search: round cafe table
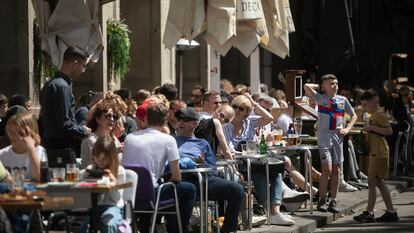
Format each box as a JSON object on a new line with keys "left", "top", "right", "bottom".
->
{"left": 270, "top": 144, "right": 319, "bottom": 213}
{"left": 234, "top": 153, "right": 284, "bottom": 226}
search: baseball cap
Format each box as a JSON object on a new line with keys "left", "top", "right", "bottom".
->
{"left": 136, "top": 99, "right": 157, "bottom": 121}
{"left": 175, "top": 107, "right": 199, "bottom": 121}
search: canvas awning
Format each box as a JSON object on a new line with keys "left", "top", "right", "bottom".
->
{"left": 163, "top": 0, "right": 295, "bottom": 58}
{"left": 31, "top": 0, "right": 104, "bottom": 68}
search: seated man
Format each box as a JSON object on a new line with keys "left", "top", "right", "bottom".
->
{"left": 174, "top": 108, "right": 244, "bottom": 233}
{"left": 122, "top": 103, "right": 196, "bottom": 233}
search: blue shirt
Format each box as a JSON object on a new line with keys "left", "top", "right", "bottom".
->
{"left": 175, "top": 136, "right": 216, "bottom": 169}
{"left": 223, "top": 117, "right": 258, "bottom": 152}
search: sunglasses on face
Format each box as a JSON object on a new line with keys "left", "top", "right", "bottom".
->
{"left": 219, "top": 112, "right": 230, "bottom": 123}
{"left": 104, "top": 112, "right": 119, "bottom": 121}
{"left": 232, "top": 105, "right": 245, "bottom": 112}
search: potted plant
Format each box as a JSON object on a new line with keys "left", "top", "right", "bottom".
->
{"left": 107, "top": 19, "right": 131, "bottom": 89}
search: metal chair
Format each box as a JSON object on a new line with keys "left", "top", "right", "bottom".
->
{"left": 122, "top": 169, "right": 138, "bottom": 232}
{"left": 393, "top": 121, "right": 411, "bottom": 176}
{"left": 125, "top": 165, "right": 183, "bottom": 233}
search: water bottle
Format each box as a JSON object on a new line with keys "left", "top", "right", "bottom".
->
{"left": 40, "top": 149, "right": 49, "bottom": 182}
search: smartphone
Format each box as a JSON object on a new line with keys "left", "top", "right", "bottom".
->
{"left": 86, "top": 169, "right": 107, "bottom": 179}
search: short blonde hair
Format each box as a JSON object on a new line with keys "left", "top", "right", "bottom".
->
{"left": 217, "top": 104, "right": 235, "bottom": 120}
{"left": 231, "top": 95, "right": 252, "bottom": 112}
{"left": 6, "top": 112, "right": 41, "bottom": 146}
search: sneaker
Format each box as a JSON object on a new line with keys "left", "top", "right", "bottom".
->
{"left": 252, "top": 215, "right": 267, "bottom": 227}
{"left": 358, "top": 171, "right": 368, "bottom": 180}
{"left": 283, "top": 202, "right": 302, "bottom": 213}
{"left": 282, "top": 190, "right": 310, "bottom": 203}
{"left": 327, "top": 199, "right": 341, "bottom": 213}
{"left": 280, "top": 212, "right": 293, "bottom": 220}
{"left": 339, "top": 182, "right": 358, "bottom": 192}
{"left": 317, "top": 198, "right": 328, "bottom": 212}
{"left": 353, "top": 211, "right": 375, "bottom": 223}
{"left": 375, "top": 211, "right": 399, "bottom": 222}
{"left": 269, "top": 213, "right": 295, "bottom": 226}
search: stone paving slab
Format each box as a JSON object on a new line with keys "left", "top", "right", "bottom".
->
{"left": 241, "top": 177, "right": 414, "bottom": 233}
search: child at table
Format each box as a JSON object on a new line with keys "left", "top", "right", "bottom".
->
{"left": 0, "top": 112, "right": 43, "bottom": 233}
{"left": 80, "top": 135, "right": 126, "bottom": 233}
{"left": 0, "top": 111, "right": 43, "bottom": 181}
{"left": 353, "top": 90, "right": 399, "bottom": 223}
{"left": 304, "top": 74, "right": 357, "bottom": 213}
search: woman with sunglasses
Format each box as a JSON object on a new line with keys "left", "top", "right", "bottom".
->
{"left": 80, "top": 93, "right": 127, "bottom": 169}
{"left": 195, "top": 104, "right": 235, "bottom": 159}
{"left": 223, "top": 94, "right": 296, "bottom": 225}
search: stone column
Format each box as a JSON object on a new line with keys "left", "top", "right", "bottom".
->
{"left": 0, "top": 1, "right": 35, "bottom": 103}
{"left": 120, "top": 0, "right": 175, "bottom": 93}
{"left": 249, "top": 48, "right": 260, "bottom": 94}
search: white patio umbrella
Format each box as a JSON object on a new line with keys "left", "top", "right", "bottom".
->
{"left": 31, "top": 0, "right": 104, "bottom": 68}
{"left": 163, "top": 0, "right": 295, "bottom": 58}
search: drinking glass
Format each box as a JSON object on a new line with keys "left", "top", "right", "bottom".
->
{"left": 52, "top": 168, "right": 66, "bottom": 182}
{"left": 272, "top": 129, "right": 283, "bottom": 143}
{"left": 288, "top": 134, "right": 301, "bottom": 146}
{"left": 241, "top": 144, "right": 247, "bottom": 155}
{"left": 11, "top": 168, "right": 24, "bottom": 192}
{"left": 66, "top": 164, "right": 79, "bottom": 182}
{"left": 246, "top": 140, "right": 257, "bottom": 155}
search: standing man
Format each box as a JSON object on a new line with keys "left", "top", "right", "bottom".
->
{"left": 40, "top": 47, "right": 91, "bottom": 168}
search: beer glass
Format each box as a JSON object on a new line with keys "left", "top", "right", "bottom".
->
{"left": 66, "top": 164, "right": 79, "bottom": 182}
{"left": 288, "top": 134, "right": 301, "bottom": 146}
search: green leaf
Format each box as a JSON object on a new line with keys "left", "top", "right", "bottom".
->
{"left": 107, "top": 19, "right": 131, "bottom": 80}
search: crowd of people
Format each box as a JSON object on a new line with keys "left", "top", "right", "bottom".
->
{"left": 0, "top": 47, "right": 410, "bottom": 232}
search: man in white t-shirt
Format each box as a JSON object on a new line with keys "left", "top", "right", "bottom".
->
{"left": 122, "top": 103, "right": 196, "bottom": 233}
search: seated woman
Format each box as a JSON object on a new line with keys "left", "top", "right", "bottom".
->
{"left": 81, "top": 93, "right": 127, "bottom": 169}
{"left": 223, "top": 94, "right": 295, "bottom": 225}
{"left": 195, "top": 104, "right": 235, "bottom": 159}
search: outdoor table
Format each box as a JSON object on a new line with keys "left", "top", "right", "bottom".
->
{"left": 0, "top": 196, "right": 74, "bottom": 211}
{"left": 234, "top": 153, "right": 284, "bottom": 226}
{"left": 270, "top": 144, "right": 319, "bottom": 213}
{"left": 216, "top": 159, "right": 240, "bottom": 181}
{"left": 37, "top": 182, "right": 131, "bottom": 233}
{"left": 181, "top": 167, "right": 213, "bottom": 233}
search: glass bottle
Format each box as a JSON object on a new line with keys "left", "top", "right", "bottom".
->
{"left": 259, "top": 131, "right": 267, "bottom": 154}
{"left": 40, "top": 149, "right": 49, "bottom": 183}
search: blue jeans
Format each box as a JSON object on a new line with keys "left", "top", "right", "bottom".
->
{"left": 137, "top": 181, "right": 196, "bottom": 233}
{"left": 79, "top": 206, "right": 123, "bottom": 233}
{"left": 184, "top": 175, "right": 244, "bottom": 232}
{"left": 6, "top": 212, "right": 31, "bottom": 233}
{"left": 252, "top": 172, "right": 282, "bottom": 205}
